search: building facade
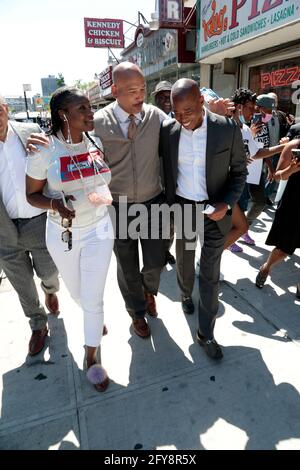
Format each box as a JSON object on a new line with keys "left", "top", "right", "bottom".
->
{"left": 41, "top": 75, "right": 58, "bottom": 97}
{"left": 88, "top": 1, "right": 198, "bottom": 104}
{"left": 86, "top": 80, "right": 112, "bottom": 110}
{"left": 121, "top": 25, "right": 199, "bottom": 101}
{"left": 197, "top": 0, "right": 300, "bottom": 119}
{"left": 5, "top": 96, "right": 32, "bottom": 114}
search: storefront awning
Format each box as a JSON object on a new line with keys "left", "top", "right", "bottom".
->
{"left": 199, "top": 21, "right": 300, "bottom": 64}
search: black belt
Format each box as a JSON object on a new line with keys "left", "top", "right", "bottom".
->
{"left": 176, "top": 195, "right": 207, "bottom": 205}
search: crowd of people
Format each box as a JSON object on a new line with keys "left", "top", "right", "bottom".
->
{"left": 1, "top": 61, "right": 299, "bottom": 393}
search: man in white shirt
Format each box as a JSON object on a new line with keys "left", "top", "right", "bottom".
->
{"left": 92, "top": 63, "right": 168, "bottom": 339}
{"left": 160, "top": 80, "right": 247, "bottom": 360}
{"left": 0, "top": 96, "right": 59, "bottom": 357}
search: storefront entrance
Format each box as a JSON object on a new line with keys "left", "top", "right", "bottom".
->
{"left": 248, "top": 56, "right": 300, "bottom": 118}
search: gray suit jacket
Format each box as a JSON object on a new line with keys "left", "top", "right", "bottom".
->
{"left": 0, "top": 121, "right": 41, "bottom": 250}
{"left": 160, "top": 110, "right": 247, "bottom": 235}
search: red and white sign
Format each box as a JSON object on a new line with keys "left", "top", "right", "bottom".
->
{"left": 198, "top": 0, "right": 300, "bottom": 60}
{"left": 261, "top": 66, "right": 300, "bottom": 89}
{"left": 84, "top": 18, "right": 124, "bottom": 48}
{"left": 99, "top": 66, "right": 113, "bottom": 90}
{"left": 159, "top": 0, "right": 183, "bottom": 28}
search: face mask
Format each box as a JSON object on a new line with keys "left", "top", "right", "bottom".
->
{"left": 262, "top": 113, "right": 273, "bottom": 124}
{"left": 239, "top": 113, "right": 246, "bottom": 125}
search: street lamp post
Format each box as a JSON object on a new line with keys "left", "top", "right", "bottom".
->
{"left": 22, "top": 84, "right": 31, "bottom": 121}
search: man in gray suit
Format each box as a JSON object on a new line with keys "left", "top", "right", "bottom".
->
{"left": 160, "top": 80, "right": 247, "bottom": 359}
{"left": 0, "top": 96, "right": 59, "bottom": 356}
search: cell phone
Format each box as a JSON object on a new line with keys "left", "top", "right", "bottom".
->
{"left": 61, "top": 191, "right": 74, "bottom": 210}
{"left": 291, "top": 149, "right": 300, "bottom": 161}
{"left": 202, "top": 204, "right": 215, "bottom": 215}
{"left": 253, "top": 113, "right": 262, "bottom": 125}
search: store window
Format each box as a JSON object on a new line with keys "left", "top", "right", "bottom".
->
{"left": 212, "top": 64, "right": 237, "bottom": 100}
{"left": 249, "top": 57, "right": 300, "bottom": 120}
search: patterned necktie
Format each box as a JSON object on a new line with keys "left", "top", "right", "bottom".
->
{"left": 127, "top": 114, "right": 137, "bottom": 140}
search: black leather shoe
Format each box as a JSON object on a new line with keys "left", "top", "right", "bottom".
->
{"left": 165, "top": 251, "right": 176, "bottom": 265}
{"left": 196, "top": 330, "right": 223, "bottom": 360}
{"left": 181, "top": 296, "right": 194, "bottom": 315}
{"left": 266, "top": 197, "right": 273, "bottom": 206}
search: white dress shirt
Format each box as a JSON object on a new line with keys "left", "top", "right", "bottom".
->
{"left": 113, "top": 102, "right": 167, "bottom": 138}
{"left": 176, "top": 109, "right": 208, "bottom": 201}
{"left": 0, "top": 124, "right": 45, "bottom": 219}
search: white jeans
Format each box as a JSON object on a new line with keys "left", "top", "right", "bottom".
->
{"left": 46, "top": 213, "right": 114, "bottom": 347}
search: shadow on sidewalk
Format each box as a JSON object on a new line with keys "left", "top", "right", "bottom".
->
{"left": 96, "top": 315, "right": 300, "bottom": 450}
{"left": 221, "top": 260, "right": 300, "bottom": 336}
{"left": 0, "top": 316, "right": 82, "bottom": 450}
{"left": 183, "top": 324, "right": 300, "bottom": 449}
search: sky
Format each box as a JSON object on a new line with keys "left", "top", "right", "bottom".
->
{"left": 0, "top": 0, "right": 155, "bottom": 97}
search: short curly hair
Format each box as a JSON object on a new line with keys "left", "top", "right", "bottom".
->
{"left": 231, "top": 88, "right": 257, "bottom": 106}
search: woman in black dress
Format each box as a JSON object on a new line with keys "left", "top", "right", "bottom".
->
{"left": 255, "top": 138, "right": 300, "bottom": 298}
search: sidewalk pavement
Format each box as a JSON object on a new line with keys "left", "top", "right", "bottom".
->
{"left": 0, "top": 206, "right": 300, "bottom": 450}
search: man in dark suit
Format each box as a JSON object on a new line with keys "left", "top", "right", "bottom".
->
{"left": 152, "top": 80, "right": 176, "bottom": 266}
{"left": 286, "top": 122, "right": 300, "bottom": 141}
{"left": 160, "top": 79, "right": 247, "bottom": 359}
{"left": 0, "top": 96, "right": 59, "bottom": 357}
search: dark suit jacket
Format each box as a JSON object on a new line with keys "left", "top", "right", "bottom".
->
{"left": 0, "top": 121, "right": 41, "bottom": 250}
{"left": 159, "top": 110, "right": 247, "bottom": 235}
{"left": 277, "top": 110, "right": 290, "bottom": 139}
{"left": 287, "top": 122, "right": 300, "bottom": 141}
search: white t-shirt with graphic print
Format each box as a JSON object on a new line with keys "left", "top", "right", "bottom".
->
{"left": 241, "top": 124, "right": 264, "bottom": 185}
{"left": 26, "top": 135, "right": 111, "bottom": 228}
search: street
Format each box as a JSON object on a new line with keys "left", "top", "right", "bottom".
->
{"left": 0, "top": 206, "right": 300, "bottom": 450}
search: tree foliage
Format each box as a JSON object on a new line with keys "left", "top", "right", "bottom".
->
{"left": 57, "top": 73, "right": 66, "bottom": 87}
{"left": 74, "top": 79, "right": 95, "bottom": 91}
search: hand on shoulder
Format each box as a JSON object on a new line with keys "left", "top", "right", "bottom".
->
{"left": 26, "top": 132, "right": 49, "bottom": 155}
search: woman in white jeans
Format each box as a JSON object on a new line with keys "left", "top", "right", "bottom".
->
{"left": 26, "top": 87, "right": 114, "bottom": 392}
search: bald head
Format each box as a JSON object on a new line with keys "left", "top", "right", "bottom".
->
{"left": 171, "top": 79, "right": 201, "bottom": 103}
{"left": 112, "top": 61, "right": 144, "bottom": 86}
{"left": 112, "top": 61, "right": 146, "bottom": 115}
{"left": 171, "top": 79, "right": 204, "bottom": 131}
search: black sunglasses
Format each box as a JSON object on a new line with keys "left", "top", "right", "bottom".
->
{"left": 61, "top": 218, "right": 72, "bottom": 251}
